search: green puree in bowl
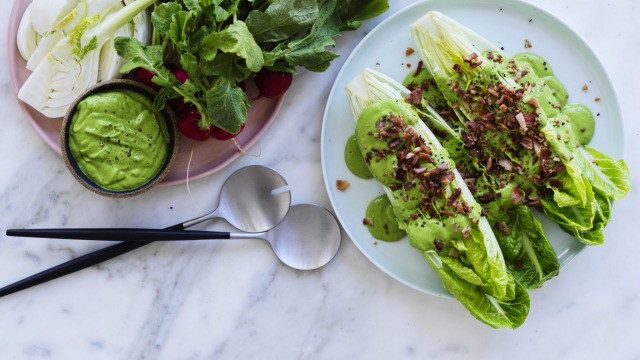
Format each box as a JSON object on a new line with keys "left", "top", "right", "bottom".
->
{"left": 69, "top": 89, "right": 170, "bottom": 191}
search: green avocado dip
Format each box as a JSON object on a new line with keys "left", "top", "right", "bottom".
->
{"left": 68, "top": 89, "right": 171, "bottom": 191}
{"left": 344, "top": 134, "right": 373, "bottom": 179}
{"left": 365, "top": 195, "right": 405, "bottom": 241}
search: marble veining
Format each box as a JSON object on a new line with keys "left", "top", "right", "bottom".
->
{"left": 1, "top": 0, "right": 640, "bottom": 359}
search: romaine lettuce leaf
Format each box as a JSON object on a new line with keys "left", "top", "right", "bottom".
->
{"left": 576, "top": 145, "right": 631, "bottom": 201}
{"left": 424, "top": 250, "right": 530, "bottom": 329}
{"left": 494, "top": 205, "right": 560, "bottom": 288}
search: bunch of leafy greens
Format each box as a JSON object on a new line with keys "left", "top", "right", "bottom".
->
{"left": 114, "top": 0, "right": 388, "bottom": 133}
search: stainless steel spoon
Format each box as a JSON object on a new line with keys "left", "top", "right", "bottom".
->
{"left": 8, "top": 204, "right": 342, "bottom": 270}
{"left": 0, "top": 165, "right": 291, "bottom": 297}
{"left": 178, "top": 165, "right": 291, "bottom": 232}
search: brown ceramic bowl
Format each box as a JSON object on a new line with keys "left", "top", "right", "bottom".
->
{"left": 61, "top": 79, "right": 178, "bottom": 198}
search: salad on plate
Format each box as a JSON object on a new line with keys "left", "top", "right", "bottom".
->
{"left": 342, "top": 10, "right": 630, "bottom": 328}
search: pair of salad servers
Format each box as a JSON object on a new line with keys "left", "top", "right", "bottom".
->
{"left": 2, "top": 165, "right": 342, "bottom": 298}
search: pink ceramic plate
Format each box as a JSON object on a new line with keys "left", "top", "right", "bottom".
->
{"left": 7, "top": 0, "right": 284, "bottom": 186}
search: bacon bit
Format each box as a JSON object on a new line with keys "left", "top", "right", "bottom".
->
{"left": 478, "top": 192, "right": 494, "bottom": 204}
{"left": 405, "top": 47, "right": 415, "bottom": 56}
{"left": 413, "top": 60, "right": 424, "bottom": 77}
{"left": 440, "top": 209, "right": 456, "bottom": 217}
{"left": 496, "top": 221, "right": 511, "bottom": 235}
{"left": 521, "top": 136, "right": 534, "bottom": 149}
{"left": 447, "top": 188, "right": 462, "bottom": 206}
{"left": 454, "top": 223, "right": 460, "bottom": 232}
{"left": 511, "top": 186, "right": 524, "bottom": 205}
{"left": 486, "top": 157, "right": 493, "bottom": 171}
{"left": 514, "top": 69, "right": 529, "bottom": 81}
{"left": 405, "top": 87, "right": 423, "bottom": 105}
{"left": 469, "top": 61, "right": 483, "bottom": 69}
{"left": 527, "top": 97, "right": 540, "bottom": 108}
{"left": 463, "top": 52, "right": 482, "bottom": 69}
{"left": 462, "top": 226, "right": 471, "bottom": 239}
{"left": 582, "top": 84, "right": 589, "bottom": 91}
{"left": 463, "top": 53, "right": 478, "bottom": 62}
{"left": 452, "top": 63, "right": 462, "bottom": 76}
{"left": 527, "top": 196, "right": 540, "bottom": 206}
{"left": 549, "top": 179, "right": 563, "bottom": 188}
{"left": 363, "top": 217, "right": 373, "bottom": 226}
{"left": 498, "top": 158, "right": 513, "bottom": 171}
{"left": 433, "top": 240, "right": 445, "bottom": 251}
{"left": 440, "top": 172, "right": 455, "bottom": 185}
{"left": 388, "top": 138, "right": 402, "bottom": 149}
{"left": 336, "top": 179, "right": 350, "bottom": 191}
{"left": 524, "top": 38, "right": 532, "bottom": 48}
{"left": 595, "top": 97, "right": 601, "bottom": 102}
{"left": 515, "top": 112, "right": 527, "bottom": 132}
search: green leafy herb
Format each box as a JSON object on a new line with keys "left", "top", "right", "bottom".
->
{"left": 116, "top": 0, "right": 389, "bottom": 134}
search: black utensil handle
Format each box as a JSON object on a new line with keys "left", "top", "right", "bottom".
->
{"left": 0, "top": 222, "right": 187, "bottom": 298}
{"left": 6, "top": 228, "right": 231, "bottom": 241}
{"left": 0, "top": 240, "right": 150, "bottom": 297}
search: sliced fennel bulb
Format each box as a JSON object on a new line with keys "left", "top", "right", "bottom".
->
{"left": 16, "top": 4, "right": 38, "bottom": 60}
{"left": 29, "top": 0, "right": 72, "bottom": 35}
{"left": 17, "top": 0, "right": 155, "bottom": 118}
{"left": 25, "top": 0, "right": 123, "bottom": 71}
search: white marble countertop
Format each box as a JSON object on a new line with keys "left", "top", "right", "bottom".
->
{"left": 1, "top": 0, "right": 639, "bottom": 359}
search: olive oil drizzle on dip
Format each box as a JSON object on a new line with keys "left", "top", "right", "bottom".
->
{"left": 68, "top": 89, "right": 170, "bottom": 191}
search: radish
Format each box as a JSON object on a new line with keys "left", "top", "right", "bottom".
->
{"left": 178, "top": 107, "right": 212, "bottom": 141}
{"left": 168, "top": 68, "right": 190, "bottom": 114}
{"left": 212, "top": 124, "right": 245, "bottom": 141}
{"left": 254, "top": 69, "right": 293, "bottom": 99}
{"left": 135, "top": 67, "right": 161, "bottom": 90}
{"left": 172, "top": 68, "right": 189, "bottom": 84}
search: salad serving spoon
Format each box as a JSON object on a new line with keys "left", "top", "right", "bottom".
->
{"left": 0, "top": 165, "right": 291, "bottom": 297}
{"left": 7, "top": 204, "right": 342, "bottom": 271}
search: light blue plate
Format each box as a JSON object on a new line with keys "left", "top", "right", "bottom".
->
{"left": 321, "top": 0, "right": 623, "bottom": 297}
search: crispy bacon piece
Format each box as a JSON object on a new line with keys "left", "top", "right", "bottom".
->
{"left": 336, "top": 180, "right": 350, "bottom": 191}
{"left": 405, "top": 87, "right": 423, "bottom": 105}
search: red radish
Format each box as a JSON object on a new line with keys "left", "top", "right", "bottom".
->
{"left": 135, "top": 68, "right": 161, "bottom": 90}
{"left": 173, "top": 69, "right": 189, "bottom": 84}
{"left": 254, "top": 69, "right": 293, "bottom": 99}
{"left": 169, "top": 68, "right": 190, "bottom": 114}
{"left": 178, "top": 107, "right": 212, "bottom": 141}
{"left": 169, "top": 97, "right": 189, "bottom": 116}
{"left": 211, "top": 124, "right": 245, "bottom": 140}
